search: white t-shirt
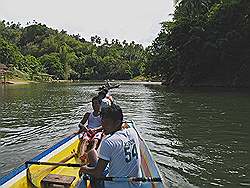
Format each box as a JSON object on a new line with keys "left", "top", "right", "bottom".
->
{"left": 87, "top": 112, "right": 101, "bottom": 129}
{"left": 101, "top": 98, "right": 111, "bottom": 109}
{"left": 99, "top": 128, "right": 142, "bottom": 178}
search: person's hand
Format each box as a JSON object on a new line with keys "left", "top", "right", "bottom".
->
{"left": 88, "top": 128, "right": 96, "bottom": 133}
{"left": 78, "top": 123, "right": 89, "bottom": 133}
{"left": 74, "top": 128, "right": 84, "bottom": 135}
{"left": 78, "top": 165, "right": 88, "bottom": 177}
{"left": 74, "top": 130, "right": 80, "bottom": 135}
{"left": 79, "top": 165, "right": 88, "bottom": 175}
{"left": 86, "top": 129, "right": 94, "bottom": 138}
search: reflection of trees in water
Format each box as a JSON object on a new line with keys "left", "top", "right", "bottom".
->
{"left": 1, "top": 83, "right": 250, "bottom": 186}
{"left": 145, "top": 85, "right": 250, "bottom": 187}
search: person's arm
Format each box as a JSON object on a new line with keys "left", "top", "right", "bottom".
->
{"left": 92, "top": 125, "right": 103, "bottom": 133}
{"left": 80, "top": 137, "right": 111, "bottom": 176}
{"left": 77, "top": 113, "right": 90, "bottom": 133}
{"left": 79, "top": 158, "right": 109, "bottom": 177}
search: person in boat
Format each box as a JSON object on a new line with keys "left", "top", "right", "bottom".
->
{"left": 79, "top": 104, "right": 142, "bottom": 187}
{"left": 98, "top": 88, "right": 113, "bottom": 109}
{"left": 97, "top": 80, "right": 111, "bottom": 91}
{"left": 105, "top": 79, "right": 111, "bottom": 89}
{"left": 98, "top": 80, "right": 120, "bottom": 91}
{"left": 76, "top": 96, "right": 104, "bottom": 163}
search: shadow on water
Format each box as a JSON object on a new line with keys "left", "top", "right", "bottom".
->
{"left": 0, "top": 83, "right": 250, "bottom": 187}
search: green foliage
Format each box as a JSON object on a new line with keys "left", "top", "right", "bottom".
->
{"left": 40, "top": 53, "right": 64, "bottom": 79}
{"left": 147, "top": 0, "right": 250, "bottom": 87}
{"left": 0, "top": 37, "right": 23, "bottom": 68}
{"left": 23, "top": 55, "right": 43, "bottom": 78}
{"left": 0, "top": 20, "right": 148, "bottom": 81}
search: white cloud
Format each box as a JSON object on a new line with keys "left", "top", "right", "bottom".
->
{"left": 0, "top": 0, "right": 174, "bottom": 46}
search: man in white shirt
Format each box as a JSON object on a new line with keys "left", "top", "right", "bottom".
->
{"left": 79, "top": 104, "right": 141, "bottom": 187}
{"left": 98, "top": 89, "right": 113, "bottom": 110}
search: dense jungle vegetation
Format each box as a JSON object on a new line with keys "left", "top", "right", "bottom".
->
{"left": 1, "top": 0, "right": 250, "bottom": 87}
{"left": 0, "top": 21, "right": 147, "bottom": 81}
{"left": 148, "top": 0, "right": 250, "bottom": 87}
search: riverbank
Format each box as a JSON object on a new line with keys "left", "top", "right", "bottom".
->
{"left": 162, "top": 77, "right": 250, "bottom": 88}
{"left": 51, "top": 79, "right": 162, "bottom": 85}
{"left": 1, "top": 78, "right": 162, "bottom": 86}
{"left": 1, "top": 79, "right": 38, "bottom": 85}
{"left": 119, "top": 80, "right": 162, "bottom": 85}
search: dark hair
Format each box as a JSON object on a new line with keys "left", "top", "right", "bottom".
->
{"left": 98, "top": 89, "right": 108, "bottom": 98}
{"left": 92, "top": 96, "right": 101, "bottom": 104}
{"left": 101, "top": 104, "right": 123, "bottom": 122}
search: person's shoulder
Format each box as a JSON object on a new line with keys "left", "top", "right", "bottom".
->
{"left": 103, "top": 133, "right": 114, "bottom": 141}
{"left": 124, "top": 127, "right": 135, "bottom": 133}
{"left": 126, "top": 128, "right": 139, "bottom": 138}
{"left": 101, "top": 134, "right": 115, "bottom": 147}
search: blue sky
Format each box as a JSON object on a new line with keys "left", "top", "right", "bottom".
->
{"left": 0, "top": 0, "right": 174, "bottom": 46}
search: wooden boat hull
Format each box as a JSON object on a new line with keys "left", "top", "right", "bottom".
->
{"left": 0, "top": 121, "right": 164, "bottom": 188}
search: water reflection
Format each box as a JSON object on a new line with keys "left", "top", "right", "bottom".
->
{"left": 144, "top": 86, "right": 250, "bottom": 187}
{"left": 0, "top": 83, "right": 250, "bottom": 187}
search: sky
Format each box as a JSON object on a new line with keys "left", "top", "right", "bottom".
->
{"left": 0, "top": 0, "right": 174, "bottom": 46}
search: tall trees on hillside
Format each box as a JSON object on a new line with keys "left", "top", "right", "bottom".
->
{"left": 148, "top": 0, "right": 250, "bottom": 87}
{"left": 0, "top": 20, "right": 148, "bottom": 81}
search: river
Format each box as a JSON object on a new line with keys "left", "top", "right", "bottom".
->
{"left": 0, "top": 82, "right": 249, "bottom": 187}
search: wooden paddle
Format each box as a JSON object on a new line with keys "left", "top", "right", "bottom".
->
{"left": 26, "top": 161, "right": 82, "bottom": 167}
{"left": 26, "top": 150, "right": 78, "bottom": 168}
{"left": 81, "top": 175, "right": 162, "bottom": 182}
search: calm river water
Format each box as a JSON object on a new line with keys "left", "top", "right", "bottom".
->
{"left": 0, "top": 82, "right": 249, "bottom": 187}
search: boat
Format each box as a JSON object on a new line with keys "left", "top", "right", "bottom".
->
{"left": 96, "top": 83, "right": 120, "bottom": 91}
{"left": 0, "top": 121, "right": 164, "bottom": 188}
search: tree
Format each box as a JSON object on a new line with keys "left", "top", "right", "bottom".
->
{"left": 0, "top": 38, "right": 23, "bottom": 68}
{"left": 40, "top": 53, "right": 64, "bottom": 79}
{"left": 147, "top": 0, "right": 250, "bottom": 87}
{"left": 0, "top": 20, "right": 149, "bottom": 81}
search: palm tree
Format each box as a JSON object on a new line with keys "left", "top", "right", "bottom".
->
{"left": 173, "top": 0, "right": 180, "bottom": 5}
{"left": 174, "top": 0, "right": 212, "bottom": 18}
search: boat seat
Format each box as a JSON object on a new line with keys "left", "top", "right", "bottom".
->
{"left": 41, "top": 174, "right": 76, "bottom": 188}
